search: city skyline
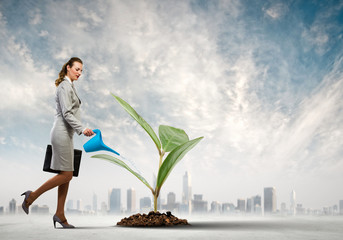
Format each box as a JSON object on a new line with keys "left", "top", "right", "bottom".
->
{"left": 3, "top": 168, "right": 341, "bottom": 212}
{"left": 3, "top": 187, "right": 342, "bottom": 216}
{"left": 2, "top": 172, "right": 342, "bottom": 216}
{"left": 1, "top": 0, "right": 343, "bottom": 211}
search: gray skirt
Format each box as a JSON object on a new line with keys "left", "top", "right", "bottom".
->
{"left": 50, "top": 117, "right": 75, "bottom": 171}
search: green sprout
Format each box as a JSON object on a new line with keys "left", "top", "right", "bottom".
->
{"left": 92, "top": 94, "right": 204, "bottom": 212}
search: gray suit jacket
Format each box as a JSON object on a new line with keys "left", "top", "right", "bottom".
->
{"left": 54, "top": 80, "right": 84, "bottom": 135}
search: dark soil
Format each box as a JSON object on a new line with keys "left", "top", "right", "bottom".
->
{"left": 117, "top": 211, "right": 190, "bottom": 227}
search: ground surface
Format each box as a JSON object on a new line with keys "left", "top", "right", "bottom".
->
{"left": 1, "top": 214, "right": 342, "bottom": 240}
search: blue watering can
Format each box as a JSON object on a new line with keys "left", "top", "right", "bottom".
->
{"left": 83, "top": 129, "right": 120, "bottom": 156}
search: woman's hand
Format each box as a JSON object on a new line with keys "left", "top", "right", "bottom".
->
{"left": 83, "top": 128, "right": 94, "bottom": 137}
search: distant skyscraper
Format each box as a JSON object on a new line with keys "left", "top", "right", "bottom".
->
{"left": 9, "top": 199, "right": 16, "bottom": 214}
{"left": 210, "top": 201, "right": 221, "bottom": 214}
{"left": 167, "top": 192, "right": 176, "bottom": 205}
{"left": 237, "top": 199, "right": 246, "bottom": 212}
{"left": 31, "top": 205, "right": 49, "bottom": 214}
{"left": 167, "top": 192, "right": 176, "bottom": 210}
{"left": 264, "top": 187, "right": 276, "bottom": 214}
{"left": 77, "top": 199, "right": 83, "bottom": 211}
{"left": 296, "top": 204, "right": 305, "bottom": 215}
{"left": 222, "top": 203, "right": 235, "bottom": 213}
{"left": 66, "top": 199, "right": 74, "bottom": 210}
{"left": 253, "top": 195, "right": 261, "bottom": 213}
{"left": 340, "top": 200, "right": 343, "bottom": 215}
{"left": 127, "top": 188, "right": 136, "bottom": 213}
{"left": 109, "top": 188, "right": 121, "bottom": 213}
{"left": 93, "top": 193, "right": 98, "bottom": 213}
{"left": 192, "top": 194, "right": 208, "bottom": 214}
{"left": 290, "top": 190, "right": 296, "bottom": 216}
{"left": 246, "top": 198, "right": 252, "bottom": 213}
{"left": 140, "top": 197, "right": 151, "bottom": 212}
{"left": 182, "top": 171, "right": 192, "bottom": 204}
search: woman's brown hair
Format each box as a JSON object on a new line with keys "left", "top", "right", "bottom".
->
{"left": 55, "top": 57, "right": 83, "bottom": 87}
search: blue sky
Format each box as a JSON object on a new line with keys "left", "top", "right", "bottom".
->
{"left": 1, "top": 0, "right": 343, "bottom": 211}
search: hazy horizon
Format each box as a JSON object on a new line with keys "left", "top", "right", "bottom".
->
{"left": 1, "top": 0, "right": 343, "bottom": 211}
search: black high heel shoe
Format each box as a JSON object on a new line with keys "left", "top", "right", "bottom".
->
{"left": 53, "top": 215, "right": 75, "bottom": 228}
{"left": 21, "top": 191, "right": 32, "bottom": 215}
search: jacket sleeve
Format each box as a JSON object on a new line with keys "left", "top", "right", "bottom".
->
{"left": 57, "top": 83, "right": 84, "bottom": 135}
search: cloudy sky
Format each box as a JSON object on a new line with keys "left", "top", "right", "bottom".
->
{"left": 1, "top": 0, "right": 343, "bottom": 212}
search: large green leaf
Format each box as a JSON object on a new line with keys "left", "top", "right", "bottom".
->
{"left": 92, "top": 154, "right": 153, "bottom": 191}
{"left": 156, "top": 136, "right": 203, "bottom": 188}
{"left": 111, "top": 93, "right": 161, "bottom": 152}
{"left": 159, "top": 125, "right": 189, "bottom": 152}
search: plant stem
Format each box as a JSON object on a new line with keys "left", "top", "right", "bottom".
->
{"left": 154, "top": 194, "right": 158, "bottom": 212}
{"left": 159, "top": 151, "right": 165, "bottom": 169}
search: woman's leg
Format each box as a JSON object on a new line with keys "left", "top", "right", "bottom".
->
{"left": 55, "top": 181, "right": 70, "bottom": 222}
{"left": 26, "top": 171, "right": 73, "bottom": 206}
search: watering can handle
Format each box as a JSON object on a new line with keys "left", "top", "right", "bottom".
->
{"left": 92, "top": 129, "right": 100, "bottom": 135}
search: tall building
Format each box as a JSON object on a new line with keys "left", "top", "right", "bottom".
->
{"left": 253, "top": 195, "right": 261, "bottom": 213}
{"left": 66, "top": 199, "right": 74, "bottom": 210}
{"left": 296, "top": 204, "right": 305, "bottom": 215}
{"left": 222, "top": 203, "right": 235, "bottom": 213}
{"left": 77, "top": 199, "right": 83, "bottom": 211}
{"left": 109, "top": 188, "right": 121, "bottom": 213}
{"left": 192, "top": 194, "right": 208, "bottom": 214}
{"left": 290, "top": 190, "right": 296, "bottom": 216}
{"left": 9, "top": 199, "right": 16, "bottom": 214}
{"left": 167, "top": 192, "right": 176, "bottom": 211}
{"left": 340, "top": 200, "right": 343, "bottom": 215}
{"left": 182, "top": 171, "right": 192, "bottom": 204}
{"left": 31, "top": 205, "right": 49, "bottom": 214}
{"left": 140, "top": 197, "right": 151, "bottom": 212}
{"left": 264, "top": 187, "right": 276, "bottom": 214}
{"left": 210, "top": 201, "right": 221, "bottom": 214}
{"left": 127, "top": 188, "right": 136, "bottom": 213}
{"left": 93, "top": 193, "right": 98, "bottom": 213}
{"left": 237, "top": 199, "right": 246, "bottom": 212}
{"left": 246, "top": 198, "right": 252, "bottom": 213}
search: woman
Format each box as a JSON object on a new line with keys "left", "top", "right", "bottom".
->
{"left": 21, "top": 57, "right": 94, "bottom": 228}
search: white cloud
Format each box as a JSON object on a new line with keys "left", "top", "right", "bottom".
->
{"left": 78, "top": 6, "right": 103, "bottom": 26}
{"left": 8, "top": 136, "right": 43, "bottom": 152}
{"left": 61, "top": 0, "right": 343, "bottom": 179}
{"left": 302, "top": 25, "right": 329, "bottom": 55}
{"left": 0, "top": 19, "right": 55, "bottom": 117}
{"left": 39, "top": 30, "right": 49, "bottom": 37}
{"left": 301, "top": 3, "right": 343, "bottom": 55}
{"left": 0, "top": 11, "right": 6, "bottom": 29}
{"left": 1, "top": 0, "right": 343, "bottom": 208}
{"left": 263, "top": 3, "right": 288, "bottom": 19}
{"left": 29, "top": 8, "right": 42, "bottom": 25}
{"left": 54, "top": 46, "right": 73, "bottom": 60}
{"left": 76, "top": 21, "right": 88, "bottom": 30}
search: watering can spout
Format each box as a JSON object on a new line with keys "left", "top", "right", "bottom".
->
{"left": 83, "top": 129, "right": 120, "bottom": 156}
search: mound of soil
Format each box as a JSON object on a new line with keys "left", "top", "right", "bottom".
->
{"left": 117, "top": 211, "right": 190, "bottom": 227}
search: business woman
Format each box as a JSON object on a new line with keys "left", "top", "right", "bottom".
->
{"left": 21, "top": 57, "right": 94, "bottom": 228}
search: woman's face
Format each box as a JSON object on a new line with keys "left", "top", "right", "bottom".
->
{"left": 67, "top": 62, "right": 83, "bottom": 81}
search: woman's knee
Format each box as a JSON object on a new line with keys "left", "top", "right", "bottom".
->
{"left": 60, "top": 171, "right": 73, "bottom": 182}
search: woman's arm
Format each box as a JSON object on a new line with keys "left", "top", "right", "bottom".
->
{"left": 57, "top": 83, "right": 85, "bottom": 135}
